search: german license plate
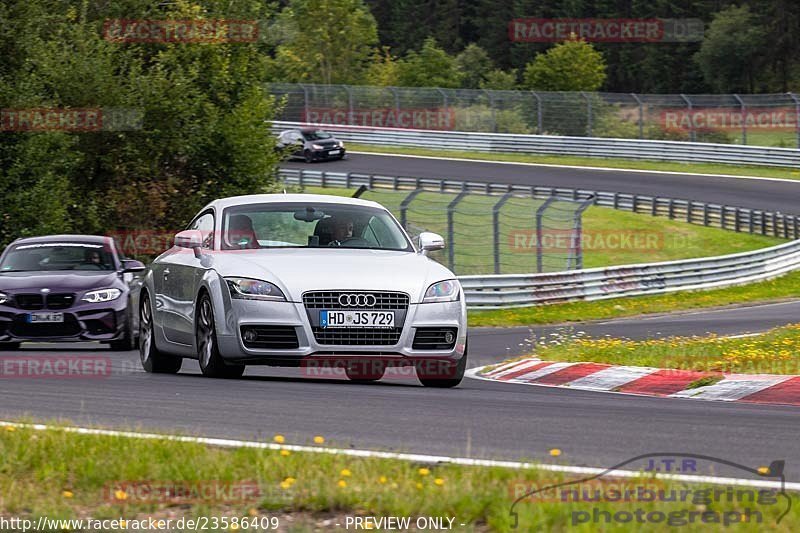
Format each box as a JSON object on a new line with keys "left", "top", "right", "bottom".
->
{"left": 27, "top": 312, "right": 64, "bottom": 323}
{"left": 320, "top": 310, "right": 394, "bottom": 328}
{"left": 328, "top": 149, "right": 341, "bottom": 156}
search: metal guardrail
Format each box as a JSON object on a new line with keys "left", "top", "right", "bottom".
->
{"left": 272, "top": 121, "right": 800, "bottom": 168}
{"left": 278, "top": 169, "right": 800, "bottom": 240}
{"left": 459, "top": 239, "right": 800, "bottom": 308}
{"left": 270, "top": 83, "right": 800, "bottom": 148}
{"left": 279, "top": 169, "right": 800, "bottom": 309}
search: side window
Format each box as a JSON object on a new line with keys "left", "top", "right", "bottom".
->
{"left": 190, "top": 212, "right": 215, "bottom": 249}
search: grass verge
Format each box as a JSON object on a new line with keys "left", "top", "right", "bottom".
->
{"left": 348, "top": 143, "right": 800, "bottom": 181}
{"left": 0, "top": 423, "right": 796, "bottom": 531}
{"left": 524, "top": 323, "right": 800, "bottom": 375}
{"left": 468, "top": 271, "right": 800, "bottom": 328}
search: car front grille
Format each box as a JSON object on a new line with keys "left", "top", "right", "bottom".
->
{"left": 303, "top": 291, "right": 409, "bottom": 310}
{"left": 311, "top": 327, "right": 403, "bottom": 346}
{"left": 14, "top": 294, "right": 44, "bottom": 310}
{"left": 46, "top": 293, "right": 75, "bottom": 309}
{"left": 12, "top": 293, "right": 76, "bottom": 310}
{"left": 412, "top": 327, "right": 458, "bottom": 350}
{"left": 241, "top": 326, "right": 300, "bottom": 349}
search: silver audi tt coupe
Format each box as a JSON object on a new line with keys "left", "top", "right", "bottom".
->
{"left": 137, "top": 194, "right": 468, "bottom": 387}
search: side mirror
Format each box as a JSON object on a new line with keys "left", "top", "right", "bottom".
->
{"left": 175, "top": 229, "right": 203, "bottom": 249}
{"left": 121, "top": 259, "right": 145, "bottom": 273}
{"left": 418, "top": 232, "right": 445, "bottom": 253}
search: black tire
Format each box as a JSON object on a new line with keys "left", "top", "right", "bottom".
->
{"left": 139, "top": 293, "right": 182, "bottom": 374}
{"left": 344, "top": 359, "right": 386, "bottom": 383}
{"left": 196, "top": 294, "right": 245, "bottom": 378}
{"left": 303, "top": 149, "right": 313, "bottom": 163}
{"left": 417, "top": 348, "right": 467, "bottom": 388}
{"left": 0, "top": 342, "right": 21, "bottom": 351}
{"left": 109, "top": 307, "right": 134, "bottom": 351}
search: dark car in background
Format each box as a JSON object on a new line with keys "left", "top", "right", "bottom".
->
{"left": 0, "top": 235, "right": 145, "bottom": 350}
{"left": 277, "top": 128, "right": 346, "bottom": 162}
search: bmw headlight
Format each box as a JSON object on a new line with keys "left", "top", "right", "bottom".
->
{"left": 311, "top": 143, "right": 324, "bottom": 150}
{"left": 81, "top": 288, "right": 121, "bottom": 303}
{"left": 0, "top": 292, "right": 8, "bottom": 305}
{"left": 422, "top": 280, "right": 460, "bottom": 303}
{"left": 226, "top": 277, "right": 286, "bottom": 301}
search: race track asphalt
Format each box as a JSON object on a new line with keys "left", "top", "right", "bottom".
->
{"left": 2, "top": 154, "right": 799, "bottom": 482}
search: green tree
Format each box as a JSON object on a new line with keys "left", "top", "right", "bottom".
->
{"left": 396, "top": 38, "right": 463, "bottom": 88}
{"left": 523, "top": 38, "right": 607, "bottom": 91}
{"left": 365, "top": 46, "right": 400, "bottom": 86}
{"left": 695, "top": 5, "right": 769, "bottom": 93}
{"left": 456, "top": 44, "right": 493, "bottom": 88}
{"left": 480, "top": 69, "right": 519, "bottom": 90}
{"left": 0, "top": 0, "right": 283, "bottom": 248}
{"left": 272, "top": 0, "right": 379, "bottom": 85}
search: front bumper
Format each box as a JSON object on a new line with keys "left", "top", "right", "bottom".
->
{"left": 311, "top": 147, "right": 346, "bottom": 160}
{"left": 216, "top": 298, "right": 466, "bottom": 364}
{"left": 0, "top": 301, "right": 128, "bottom": 343}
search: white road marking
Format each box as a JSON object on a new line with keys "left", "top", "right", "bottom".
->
{"left": 486, "top": 358, "right": 543, "bottom": 379}
{"left": 510, "top": 361, "right": 575, "bottom": 382}
{"left": 2, "top": 420, "right": 797, "bottom": 492}
{"left": 351, "top": 151, "right": 800, "bottom": 185}
{"left": 672, "top": 375, "right": 794, "bottom": 401}
{"left": 566, "top": 365, "right": 659, "bottom": 391}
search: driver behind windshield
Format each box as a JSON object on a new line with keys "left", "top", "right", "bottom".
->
{"left": 331, "top": 217, "right": 354, "bottom": 243}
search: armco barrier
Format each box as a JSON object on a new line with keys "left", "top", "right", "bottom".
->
{"left": 459, "top": 238, "right": 800, "bottom": 308}
{"left": 272, "top": 121, "right": 800, "bottom": 168}
{"left": 279, "top": 169, "right": 800, "bottom": 309}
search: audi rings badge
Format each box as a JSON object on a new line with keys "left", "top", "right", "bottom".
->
{"left": 338, "top": 293, "right": 377, "bottom": 307}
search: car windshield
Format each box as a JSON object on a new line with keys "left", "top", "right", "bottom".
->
{"left": 302, "top": 130, "right": 332, "bottom": 140}
{"left": 221, "top": 203, "right": 413, "bottom": 251}
{"left": 0, "top": 242, "right": 115, "bottom": 272}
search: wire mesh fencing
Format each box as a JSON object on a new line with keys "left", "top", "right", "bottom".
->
{"left": 269, "top": 83, "right": 800, "bottom": 148}
{"left": 302, "top": 186, "right": 591, "bottom": 275}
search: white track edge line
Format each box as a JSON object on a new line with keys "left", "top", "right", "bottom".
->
{"left": 2, "top": 419, "right": 798, "bottom": 492}
{"left": 350, "top": 151, "right": 800, "bottom": 185}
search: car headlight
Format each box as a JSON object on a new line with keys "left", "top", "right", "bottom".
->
{"left": 338, "top": 141, "right": 345, "bottom": 148}
{"left": 226, "top": 277, "right": 286, "bottom": 301}
{"left": 81, "top": 288, "right": 122, "bottom": 303}
{"left": 422, "top": 280, "right": 460, "bottom": 303}
{"left": 0, "top": 292, "right": 8, "bottom": 305}
{"left": 311, "top": 143, "right": 324, "bottom": 150}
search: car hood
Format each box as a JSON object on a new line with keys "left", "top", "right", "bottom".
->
{"left": 212, "top": 249, "right": 455, "bottom": 302}
{"left": 0, "top": 271, "right": 120, "bottom": 292}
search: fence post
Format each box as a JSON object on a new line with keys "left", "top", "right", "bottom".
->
{"left": 389, "top": 86, "right": 400, "bottom": 116}
{"left": 631, "top": 93, "right": 644, "bottom": 139}
{"left": 733, "top": 94, "right": 747, "bottom": 145}
{"left": 484, "top": 89, "right": 497, "bottom": 133}
{"left": 572, "top": 196, "right": 594, "bottom": 270}
{"left": 300, "top": 83, "right": 310, "bottom": 122}
{"left": 399, "top": 188, "right": 424, "bottom": 229}
{"left": 581, "top": 91, "right": 593, "bottom": 136}
{"left": 447, "top": 190, "right": 470, "bottom": 272}
{"left": 680, "top": 94, "right": 695, "bottom": 142}
{"left": 535, "top": 197, "right": 558, "bottom": 273}
{"left": 344, "top": 85, "right": 354, "bottom": 125}
{"left": 492, "top": 192, "right": 514, "bottom": 274}
{"left": 790, "top": 92, "right": 800, "bottom": 149}
{"left": 531, "top": 91, "right": 543, "bottom": 133}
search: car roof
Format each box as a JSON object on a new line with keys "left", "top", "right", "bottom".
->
{"left": 10, "top": 234, "right": 113, "bottom": 246}
{"left": 206, "top": 193, "right": 384, "bottom": 212}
